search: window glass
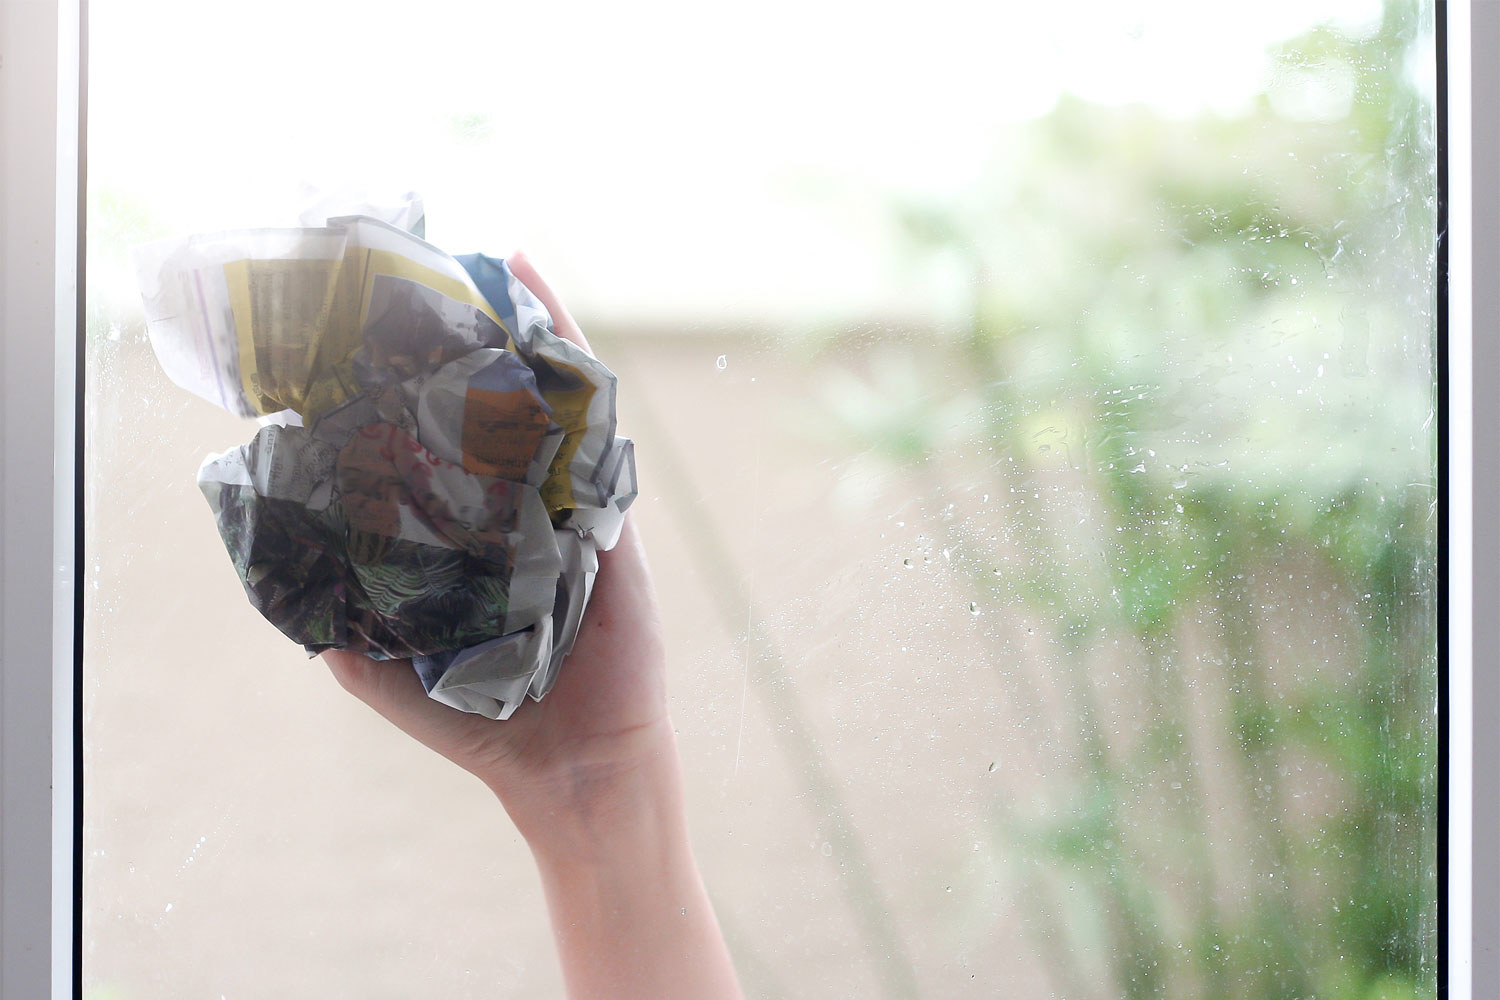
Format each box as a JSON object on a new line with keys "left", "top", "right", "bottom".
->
{"left": 84, "top": 1, "right": 1437, "bottom": 996}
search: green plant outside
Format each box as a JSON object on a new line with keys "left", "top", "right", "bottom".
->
{"left": 813, "top": 3, "right": 1437, "bottom": 997}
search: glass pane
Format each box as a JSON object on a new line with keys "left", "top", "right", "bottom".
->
{"left": 84, "top": 1, "right": 1437, "bottom": 997}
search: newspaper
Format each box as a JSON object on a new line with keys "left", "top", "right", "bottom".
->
{"left": 135, "top": 213, "right": 637, "bottom": 720}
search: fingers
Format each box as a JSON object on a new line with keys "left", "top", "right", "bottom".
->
{"left": 509, "top": 250, "right": 594, "bottom": 356}
{"left": 505, "top": 254, "right": 648, "bottom": 583}
{"left": 323, "top": 650, "right": 431, "bottom": 727}
{"left": 324, "top": 648, "right": 378, "bottom": 697}
{"left": 324, "top": 649, "right": 517, "bottom": 786}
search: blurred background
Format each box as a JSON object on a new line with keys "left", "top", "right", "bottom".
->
{"left": 83, "top": 1, "right": 1438, "bottom": 997}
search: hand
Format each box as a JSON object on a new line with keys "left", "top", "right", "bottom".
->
{"left": 323, "top": 251, "right": 670, "bottom": 840}
{"left": 323, "top": 252, "right": 743, "bottom": 999}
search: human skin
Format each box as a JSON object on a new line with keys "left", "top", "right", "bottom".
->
{"left": 322, "top": 252, "right": 743, "bottom": 1000}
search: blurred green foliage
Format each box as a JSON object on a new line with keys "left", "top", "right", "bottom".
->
{"left": 817, "top": 2, "right": 1437, "bottom": 997}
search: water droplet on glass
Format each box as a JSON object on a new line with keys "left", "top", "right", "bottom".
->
{"left": 968, "top": 602, "right": 980, "bottom": 616}
{"left": 715, "top": 354, "right": 727, "bottom": 371}
{"left": 821, "top": 842, "right": 833, "bottom": 857}
{"left": 902, "top": 558, "right": 914, "bottom": 569}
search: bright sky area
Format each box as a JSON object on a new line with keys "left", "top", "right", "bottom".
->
{"left": 90, "top": 0, "right": 1394, "bottom": 328}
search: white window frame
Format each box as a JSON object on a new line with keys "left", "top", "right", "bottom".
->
{"left": 0, "top": 2, "right": 1490, "bottom": 997}
{"left": 1447, "top": 0, "right": 1500, "bottom": 992}
{"left": 1, "top": 0, "right": 82, "bottom": 997}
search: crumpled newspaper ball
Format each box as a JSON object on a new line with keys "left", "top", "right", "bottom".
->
{"left": 134, "top": 215, "right": 636, "bottom": 719}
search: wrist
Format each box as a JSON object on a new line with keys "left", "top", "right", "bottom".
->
{"left": 491, "top": 718, "right": 687, "bottom": 864}
{"left": 495, "top": 717, "right": 744, "bottom": 999}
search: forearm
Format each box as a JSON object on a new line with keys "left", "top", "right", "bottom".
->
{"left": 498, "top": 727, "right": 742, "bottom": 1000}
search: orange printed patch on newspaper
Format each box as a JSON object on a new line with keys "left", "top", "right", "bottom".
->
{"left": 461, "top": 385, "right": 552, "bottom": 481}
